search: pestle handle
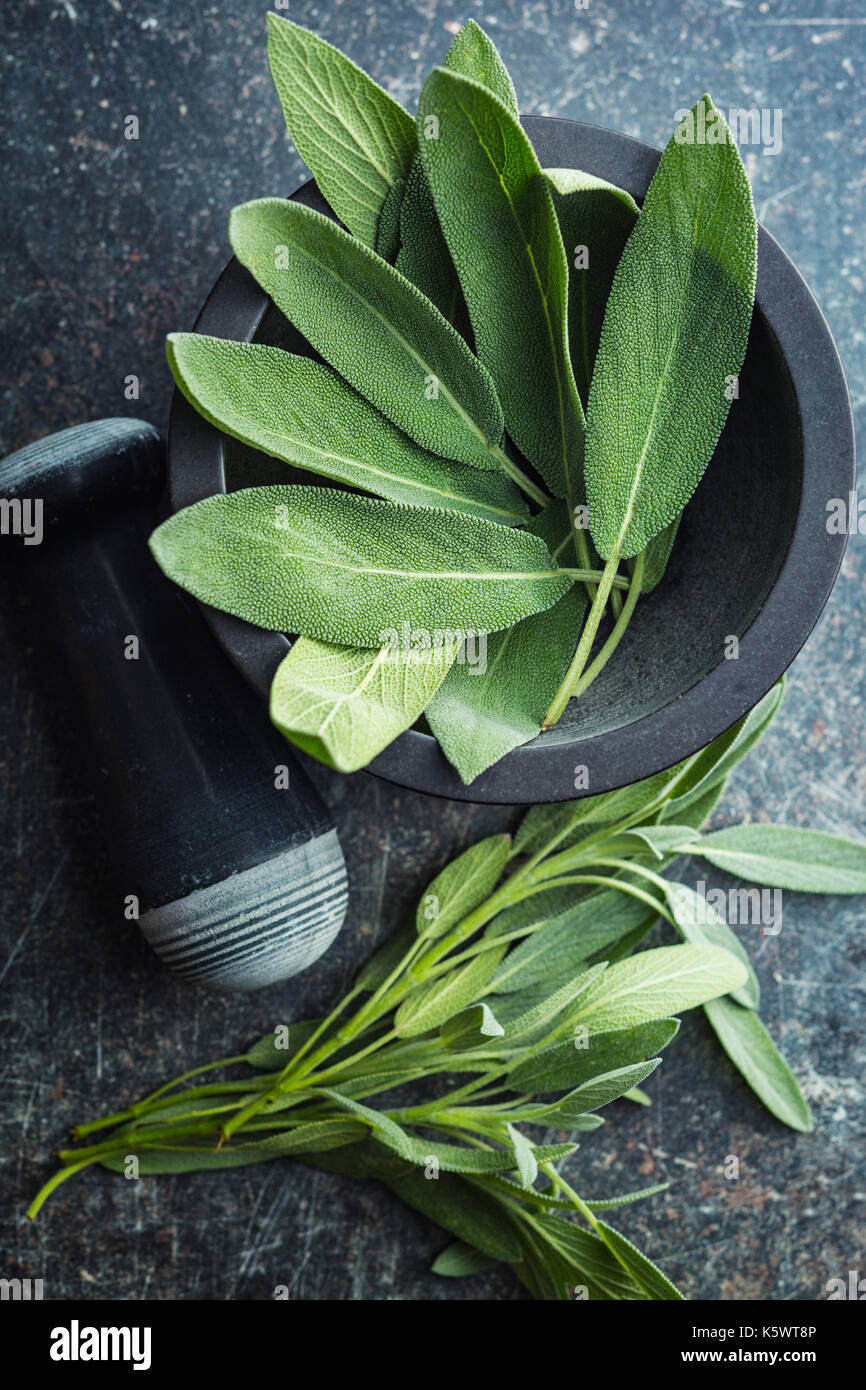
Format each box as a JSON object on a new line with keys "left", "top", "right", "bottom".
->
{"left": 1, "top": 419, "right": 348, "bottom": 991}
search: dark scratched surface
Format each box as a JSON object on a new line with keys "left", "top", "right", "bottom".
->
{"left": 1, "top": 0, "right": 864, "bottom": 1301}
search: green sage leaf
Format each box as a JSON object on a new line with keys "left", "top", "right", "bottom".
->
{"left": 416, "top": 834, "right": 511, "bottom": 940}
{"left": 546, "top": 168, "right": 639, "bottom": 409}
{"left": 661, "top": 879, "right": 759, "bottom": 1010}
{"left": 661, "top": 775, "right": 727, "bottom": 831}
{"left": 503, "top": 964, "right": 608, "bottom": 1045}
{"left": 167, "top": 335, "right": 527, "bottom": 526}
{"left": 431, "top": 1240, "right": 500, "bottom": 1277}
{"left": 418, "top": 68, "right": 584, "bottom": 499}
{"left": 426, "top": 501, "right": 588, "bottom": 784}
{"left": 374, "top": 174, "right": 407, "bottom": 261}
{"left": 602, "top": 824, "right": 701, "bottom": 861}
{"left": 388, "top": 1169, "right": 522, "bottom": 1263}
{"left": 568, "top": 944, "right": 748, "bottom": 1034}
{"left": 666, "top": 681, "right": 784, "bottom": 813}
{"left": 395, "top": 155, "right": 462, "bottom": 322}
{"left": 300, "top": 1135, "right": 413, "bottom": 1182}
{"left": 552, "top": 1059, "right": 661, "bottom": 1116}
{"left": 594, "top": 1219, "right": 685, "bottom": 1300}
{"left": 150, "top": 485, "right": 574, "bottom": 648}
{"left": 533, "top": 1218, "right": 648, "bottom": 1300}
{"left": 270, "top": 636, "right": 454, "bottom": 772}
{"left": 509, "top": 1018, "right": 680, "bottom": 1093}
{"left": 507, "top": 1123, "right": 538, "bottom": 1189}
{"left": 266, "top": 14, "right": 416, "bottom": 248}
{"left": 641, "top": 516, "right": 681, "bottom": 593}
{"left": 585, "top": 1183, "right": 670, "bottom": 1212}
{"left": 440, "top": 1002, "right": 505, "bottom": 1050}
{"left": 514, "top": 769, "right": 677, "bottom": 859}
{"left": 394, "top": 945, "right": 506, "bottom": 1037}
{"left": 443, "top": 19, "right": 518, "bottom": 112}
{"left": 703, "top": 996, "right": 813, "bottom": 1133}
{"left": 585, "top": 95, "right": 757, "bottom": 560}
{"left": 489, "top": 890, "right": 654, "bottom": 994}
{"left": 315, "top": 1088, "right": 414, "bottom": 1156}
{"left": 396, "top": 21, "right": 517, "bottom": 323}
{"left": 229, "top": 198, "right": 506, "bottom": 472}
{"left": 689, "top": 825, "right": 866, "bottom": 893}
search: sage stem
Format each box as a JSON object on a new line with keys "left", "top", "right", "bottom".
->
{"left": 542, "top": 550, "right": 622, "bottom": 728}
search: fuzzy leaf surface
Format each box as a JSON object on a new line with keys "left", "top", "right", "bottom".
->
{"left": 585, "top": 95, "right": 757, "bottom": 559}
{"left": 150, "top": 485, "right": 574, "bottom": 647}
{"left": 167, "top": 334, "right": 526, "bottom": 526}
{"left": 229, "top": 198, "right": 506, "bottom": 471}
{"left": 266, "top": 14, "right": 416, "bottom": 247}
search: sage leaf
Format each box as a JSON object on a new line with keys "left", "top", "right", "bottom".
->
{"left": 546, "top": 168, "right": 638, "bottom": 409}
{"left": 594, "top": 1220, "right": 684, "bottom": 1301}
{"left": 585, "top": 95, "right": 757, "bottom": 560}
{"left": 229, "top": 198, "right": 507, "bottom": 472}
{"left": 379, "top": 1131, "right": 572, "bottom": 1176}
{"left": 431, "top": 1240, "right": 499, "bottom": 1277}
{"left": 440, "top": 1002, "right": 505, "bottom": 1051}
{"left": 508, "top": 1018, "right": 680, "bottom": 1093}
{"left": 568, "top": 945, "right": 748, "bottom": 1034}
{"left": 150, "top": 485, "right": 574, "bottom": 648}
{"left": 396, "top": 23, "right": 517, "bottom": 327}
{"left": 534, "top": 1218, "right": 649, "bottom": 1300}
{"left": 374, "top": 174, "right": 407, "bottom": 261}
{"left": 516, "top": 1112, "right": 605, "bottom": 1134}
{"left": 246, "top": 1020, "right": 320, "bottom": 1069}
{"left": 514, "top": 769, "right": 677, "bottom": 859}
{"left": 661, "top": 880, "right": 759, "bottom": 1010}
{"left": 270, "top": 636, "right": 454, "bottom": 772}
{"left": 301, "top": 1135, "right": 414, "bottom": 1182}
{"left": 507, "top": 1123, "right": 538, "bottom": 1190}
{"left": 167, "top": 334, "right": 527, "bottom": 526}
{"left": 504, "top": 965, "right": 608, "bottom": 1045}
{"left": 388, "top": 1169, "right": 522, "bottom": 1263}
{"left": 444, "top": 19, "right": 518, "bottom": 113}
{"left": 397, "top": 21, "right": 517, "bottom": 322}
{"left": 689, "top": 825, "right": 866, "bottom": 893}
{"left": 315, "top": 1088, "right": 414, "bottom": 1156}
{"left": 553, "top": 1059, "right": 661, "bottom": 1117}
{"left": 661, "top": 776, "right": 727, "bottom": 832}
{"left": 393, "top": 1138, "right": 519, "bottom": 1174}
{"left": 266, "top": 14, "right": 416, "bottom": 248}
{"left": 642, "top": 516, "right": 681, "bottom": 593}
{"left": 394, "top": 945, "right": 506, "bottom": 1037}
{"left": 586, "top": 1183, "right": 670, "bottom": 1212}
{"left": 395, "top": 155, "right": 462, "bottom": 322}
{"left": 426, "top": 501, "right": 588, "bottom": 784}
{"left": 416, "top": 834, "right": 511, "bottom": 940}
{"left": 418, "top": 69, "right": 584, "bottom": 499}
{"left": 489, "top": 890, "right": 654, "bottom": 994}
{"left": 334, "top": 1070, "right": 420, "bottom": 1101}
{"left": 602, "top": 824, "right": 701, "bottom": 861}
{"left": 703, "top": 996, "right": 813, "bottom": 1133}
{"left": 485, "top": 881, "right": 594, "bottom": 940}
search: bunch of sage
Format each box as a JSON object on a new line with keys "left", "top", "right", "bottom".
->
{"left": 29, "top": 684, "right": 866, "bottom": 1299}
{"left": 151, "top": 16, "right": 758, "bottom": 783}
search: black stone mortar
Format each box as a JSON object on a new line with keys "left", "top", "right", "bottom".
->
{"left": 168, "top": 116, "right": 855, "bottom": 805}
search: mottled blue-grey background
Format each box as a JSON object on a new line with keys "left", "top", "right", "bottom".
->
{"left": 1, "top": 0, "right": 863, "bottom": 1301}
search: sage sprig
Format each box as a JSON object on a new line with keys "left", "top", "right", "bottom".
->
{"left": 29, "top": 684, "right": 866, "bottom": 1293}
{"left": 153, "top": 15, "right": 763, "bottom": 782}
